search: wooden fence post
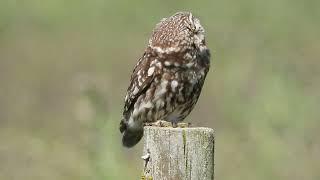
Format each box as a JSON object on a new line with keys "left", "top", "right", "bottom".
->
{"left": 142, "top": 126, "right": 215, "bottom": 180}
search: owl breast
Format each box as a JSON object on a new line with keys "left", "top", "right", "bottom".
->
{"left": 129, "top": 49, "right": 209, "bottom": 126}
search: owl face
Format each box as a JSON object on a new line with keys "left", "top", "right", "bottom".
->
{"left": 149, "top": 12, "right": 207, "bottom": 54}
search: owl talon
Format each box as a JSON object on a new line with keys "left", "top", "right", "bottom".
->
{"left": 172, "top": 122, "right": 178, "bottom": 128}
{"left": 178, "top": 122, "right": 191, "bottom": 128}
{"left": 144, "top": 120, "right": 171, "bottom": 127}
{"left": 144, "top": 121, "right": 191, "bottom": 128}
{"left": 172, "top": 122, "right": 191, "bottom": 128}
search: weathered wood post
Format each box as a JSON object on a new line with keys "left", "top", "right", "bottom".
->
{"left": 142, "top": 126, "right": 215, "bottom": 180}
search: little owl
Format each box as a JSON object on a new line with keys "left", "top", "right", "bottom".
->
{"left": 120, "top": 12, "right": 211, "bottom": 147}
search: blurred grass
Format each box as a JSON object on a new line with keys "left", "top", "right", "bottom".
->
{"left": 0, "top": 0, "right": 319, "bottom": 180}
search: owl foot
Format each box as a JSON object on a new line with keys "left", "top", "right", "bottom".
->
{"left": 172, "top": 122, "right": 191, "bottom": 128}
{"left": 144, "top": 120, "right": 172, "bottom": 127}
{"left": 145, "top": 120, "right": 191, "bottom": 128}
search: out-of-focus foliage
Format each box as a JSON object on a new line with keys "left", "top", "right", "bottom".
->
{"left": 0, "top": 0, "right": 319, "bottom": 180}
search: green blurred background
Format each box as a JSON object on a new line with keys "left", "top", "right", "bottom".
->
{"left": 0, "top": 0, "right": 319, "bottom": 179}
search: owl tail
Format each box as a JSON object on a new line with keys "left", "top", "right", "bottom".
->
{"left": 120, "top": 119, "right": 144, "bottom": 148}
{"left": 122, "top": 129, "right": 144, "bottom": 148}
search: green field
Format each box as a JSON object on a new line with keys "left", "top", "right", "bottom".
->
{"left": 0, "top": 0, "right": 319, "bottom": 179}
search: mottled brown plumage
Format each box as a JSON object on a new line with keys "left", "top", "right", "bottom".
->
{"left": 120, "top": 12, "right": 211, "bottom": 147}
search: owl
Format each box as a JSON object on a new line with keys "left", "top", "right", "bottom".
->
{"left": 120, "top": 12, "right": 211, "bottom": 147}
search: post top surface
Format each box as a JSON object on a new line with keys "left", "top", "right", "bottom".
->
{"left": 144, "top": 126, "right": 214, "bottom": 134}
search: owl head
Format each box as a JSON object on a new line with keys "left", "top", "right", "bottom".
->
{"left": 148, "top": 12, "right": 207, "bottom": 54}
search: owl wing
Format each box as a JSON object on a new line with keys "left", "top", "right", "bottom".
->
{"left": 123, "top": 53, "right": 156, "bottom": 119}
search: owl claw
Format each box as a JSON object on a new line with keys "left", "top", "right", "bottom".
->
{"left": 172, "top": 122, "right": 191, "bottom": 128}
{"left": 172, "top": 122, "right": 178, "bottom": 128}
{"left": 144, "top": 120, "right": 172, "bottom": 127}
{"left": 145, "top": 121, "right": 191, "bottom": 128}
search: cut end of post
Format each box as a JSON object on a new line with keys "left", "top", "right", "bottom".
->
{"left": 142, "top": 126, "right": 215, "bottom": 180}
{"left": 144, "top": 126, "right": 214, "bottom": 133}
